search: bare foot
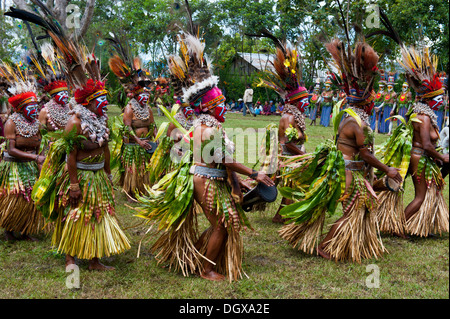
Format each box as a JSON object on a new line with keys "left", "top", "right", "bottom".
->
{"left": 317, "top": 246, "right": 331, "bottom": 260}
{"left": 4, "top": 231, "right": 16, "bottom": 241}
{"left": 393, "top": 232, "right": 410, "bottom": 240}
{"left": 200, "top": 270, "right": 225, "bottom": 282}
{"left": 88, "top": 258, "right": 115, "bottom": 271}
{"left": 272, "top": 212, "right": 286, "bottom": 224}
{"left": 66, "top": 255, "right": 76, "bottom": 268}
{"left": 18, "top": 234, "right": 39, "bottom": 242}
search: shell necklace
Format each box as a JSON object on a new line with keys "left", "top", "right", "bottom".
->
{"left": 130, "top": 98, "right": 150, "bottom": 121}
{"left": 10, "top": 112, "right": 40, "bottom": 138}
{"left": 46, "top": 99, "right": 71, "bottom": 130}
{"left": 413, "top": 102, "right": 439, "bottom": 130}
{"left": 347, "top": 106, "right": 370, "bottom": 126}
{"left": 283, "top": 104, "right": 306, "bottom": 133}
{"left": 70, "top": 105, "right": 109, "bottom": 147}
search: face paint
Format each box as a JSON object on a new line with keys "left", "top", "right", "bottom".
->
{"left": 214, "top": 104, "right": 227, "bottom": 122}
{"left": 137, "top": 92, "right": 149, "bottom": 106}
{"left": 387, "top": 85, "right": 393, "bottom": 92}
{"left": 53, "top": 90, "right": 69, "bottom": 105}
{"left": 23, "top": 102, "right": 38, "bottom": 121}
{"left": 182, "top": 106, "right": 194, "bottom": 119}
{"left": 379, "top": 85, "right": 385, "bottom": 93}
{"left": 325, "top": 85, "right": 331, "bottom": 91}
{"left": 427, "top": 94, "right": 443, "bottom": 111}
{"left": 94, "top": 94, "right": 109, "bottom": 116}
{"left": 296, "top": 97, "right": 309, "bottom": 113}
{"left": 402, "top": 85, "right": 408, "bottom": 93}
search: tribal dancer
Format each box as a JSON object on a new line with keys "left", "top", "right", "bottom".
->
{"left": 367, "top": 9, "right": 449, "bottom": 238}
{"left": 401, "top": 52, "right": 449, "bottom": 237}
{"left": 251, "top": 29, "right": 309, "bottom": 223}
{"left": 277, "top": 36, "right": 402, "bottom": 262}
{"left": 319, "top": 78, "right": 333, "bottom": 127}
{"left": 134, "top": 8, "right": 274, "bottom": 281}
{"left": 392, "top": 82, "right": 413, "bottom": 120}
{"left": 370, "top": 70, "right": 386, "bottom": 132}
{"left": 0, "top": 62, "right": 47, "bottom": 241}
{"left": 309, "top": 83, "right": 321, "bottom": 126}
{"left": 10, "top": 4, "right": 132, "bottom": 269}
{"left": 107, "top": 34, "right": 157, "bottom": 199}
{"left": 379, "top": 72, "right": 397, "bottom": 134}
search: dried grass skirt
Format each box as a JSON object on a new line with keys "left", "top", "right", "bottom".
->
{"left": 0, "top": 160, "right": 49, "bottom": 235}
{"left": 52, "top": 159, "right": 131, "bottom": 259}
{"left": 406, "top": 184, "right": 449, "bottom": 237}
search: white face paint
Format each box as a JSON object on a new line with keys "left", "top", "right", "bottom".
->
{"left": 53, "top": 90, "right": 69, "bottom": 105}
{"left": 428, "top": 94, "right": 443, "bottom": 110}
{"left": 137, "top": 93, "right": 150, "bottom": 106}
{"left": 388, "top": 85, "right": 394, "bottom": 92}
{"left": 402, "top": 85, "right": 408, "bottom": 93}
{"left": 94, "top": 95, "right": 108, "bottom": 116}
{"left": 325, "top": 84, "right": 331, "bottom": 91}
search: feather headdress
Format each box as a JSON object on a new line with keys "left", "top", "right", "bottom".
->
{"left": 24, "top": 42, "right": 68, "bottom": 96}
{"left": 324, "top": 38, "right": 379, "bottom": 108}
{"left": 106, "top": 32, "right": 151, "bottom": 94}
{"left": 5, "top": 1, "right": 106, "bottom": 105}
{"left": 365, "top": 7, "right": 443, "bottom": 100}
{"left": 0, "top": 60, "right": 38, "bottom": 111}
{"left": 250, "top": 28, "right": 308, "bottom": 103}
{"left": 166, "top": 0, "right": 223, "bottom": 112}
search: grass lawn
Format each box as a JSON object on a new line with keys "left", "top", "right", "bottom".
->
{"left": 0, "top": 105, "right": 448, "bottom": 299}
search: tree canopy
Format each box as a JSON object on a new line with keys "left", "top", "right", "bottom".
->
{"left": 1, "top": 0, "right": 448, "bottom": 101}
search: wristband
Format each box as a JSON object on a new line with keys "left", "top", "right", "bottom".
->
{"left": 249, "top": 169, "right": 258, "bottom": 180}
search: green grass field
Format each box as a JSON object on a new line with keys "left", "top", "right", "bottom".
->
{"left": 0, "top": 105, "right": 448, "bottom": 299}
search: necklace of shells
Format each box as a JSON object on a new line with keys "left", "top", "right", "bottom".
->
{"left": 130, "top": 98, "right": 150, "bottom": 121}
{"left": 46, "top": 99, "right": 71, "bottom": 130}
{"left": 346, "top": 106, "right": 370, "bottom": 126}
{"left": 283, "top": 104, "right": 306, "bottom": 133}
{"left": 70, "top": 105, "right": 109, "bottom": 147}
{"left": 413, "top": 102, "right": 439, "bottom": 130}
{"left": 174, "top": 111, "right": 194, "bottom": 130}
{"left": 10, "top": 112, "right": 40, "bottom": 138}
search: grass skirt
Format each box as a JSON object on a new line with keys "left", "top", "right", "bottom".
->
{"left": 52, "top": 156, "right": 131, "bottom": 259}
{"left": 0, "top": 160, "right": 48, "bottom": 235}
{"left": 406, "top": 153, "right": 448, "bottom": 237}
{"left": 119, "top": 143, "right": 153, "bottom": 197}
{"left": 406, "top": 183, "right": 449, "bottom": 237}
{"left": 375, "top": 190, "right": 406, "bottom": 236}
{"left": 322, "top": 171, "right": 386, "bottom": 263}
{"left": 196, "top": 178, "right": 249, "bottom": 281}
